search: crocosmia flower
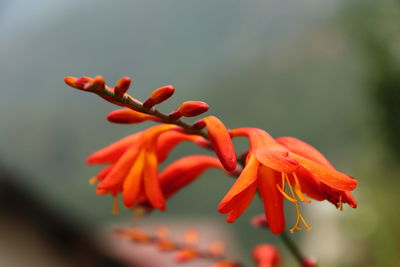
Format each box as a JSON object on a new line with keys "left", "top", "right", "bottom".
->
{"left": 218, "top": 128, "right": 358, "bottom": 234}
{"left": 87, "top": 124, "right": 205, "bottom": 212}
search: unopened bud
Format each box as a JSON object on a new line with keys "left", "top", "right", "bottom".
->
{"left": 114, "top": 77, "right": 131, "bottom": 97}
{"left": 251, "top": 214, "right": 268, "bottom": 228}
{"left": 143, "top": 85, "right": 175, "bottom": 108}
{"left": 178, "top": 101, "right": 209, "bottom": 117}
{"left": 107, "top": 108, "right": 150, "bottom": 124}
{"left": 156, "top": 240, "right": 176, "bottom": 251}
{"left": 64, "top": 76, "right": 93, "bottom": 90}
{"left": 91, "top": 75, "right": 106, "bottom": 92}
{"left": 302, "top": 257, "right": 318, "bottom": 267}
{"left": 175, "top": 248, "right": 199, "bottom": 262}
{"left": 252, "top": 244, "right": 281, "bottom": 267}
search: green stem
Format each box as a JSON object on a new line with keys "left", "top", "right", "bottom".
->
{"left": 280, "top": 231, "right": 305, "bottom": 266}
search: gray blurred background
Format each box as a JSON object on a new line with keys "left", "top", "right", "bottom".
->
{"left": 1, "top": 0, "right": 399, "bottom": 266}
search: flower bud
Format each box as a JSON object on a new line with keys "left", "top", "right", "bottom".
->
{"left": 114, "top": 77, "right": 131, "bottom": 97}
{"left": 302, "top": 257, "right": 318, "bottom": 267}
{"left": 64, "top": 76, "right": 93, "bottom": 90}
{"left": 252, "top": 244, "right": 281, "bottom": 267}
{"left": 251, "top": 214, "right": 268, "bottom": 228}
{"left": 91, "top": 75, "right": 106, "bottom": 92}
{"left": 203, "top": 116, "right": 237, "bottom": 172}
{"left": 107, "top": 109, "right": 150, "bottom": 124}
{"left": 175, "top": 248, "right": 199, "bottom": 262}
{"left": 178, "top": 101, "right": 209, "bottom": 117}
{"left": 143, "top": 85, "right": 175, "bottom": 108}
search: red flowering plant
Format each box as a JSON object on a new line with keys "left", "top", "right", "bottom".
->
{"left": 66, "top": 75, "right": 358, "bottom": 266}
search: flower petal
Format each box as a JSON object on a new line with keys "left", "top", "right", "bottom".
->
{"left": 218, "top": 154, "right": 258, "bottom": 213}
{"left": 258, "top": 165, "right": 285, "bottom": 234}
{"left": 204, "top": 116, "right": 237, "bottom": 172}
{"left": 276, "top": 137, "right": 334, "bottom": 169}
{"left": 225, "top": 183, "right": 257, "bottom": 223}
{"left": 156, "top": 131, "right": 206, "bottom": 163}
{"left": 86, "top": 133, "right": 141, "bottom": 164}
{"left": 290, "top": 153, "right": 358, "bottom": 191}
{"left": 159, "top": 155, "right": 223, "bottom": 199}
{"left": 143, "top": 150, "right": 166, "bottom": 211}
{"left": 122, "top": 150, "right": 146, "bottom": 208}
{"left": 97, "top": 146, "right": 140, "bottom": 189}
{"left": 231, "top": 128, "right": 299, "bottom": 173}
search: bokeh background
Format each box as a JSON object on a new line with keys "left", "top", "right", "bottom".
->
{"left": 1, "top": 0, "right": 399, "bottom": 266}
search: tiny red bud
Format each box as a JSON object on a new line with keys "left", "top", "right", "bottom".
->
{"left": 114, "top": 77, "right": 131, "bottom": 97}
{"left": 75, "top": 76, "right": 93, "bottom": 90}
{"left": 144, "top": 85, "right": 175, "bottom": 108}
{"left": 92, "top": 75, "right": 106, "bottom": 92}
{"left": 168, "top": 110, "right": 182, "bottom": 120}
{"left": 302, "top": 257, "right": 318, "bottom": 267}
{"left": 251, "top": 214, "right": 268, "bottom": 228}
{"left": 64, "top": 76, "right": 77, "bottom": 88}
{"left": 178, "top": 101, "right": 209, "bottom": 117}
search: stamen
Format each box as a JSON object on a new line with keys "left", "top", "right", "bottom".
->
{"left": 277, "top": 184, "right": 297, "bottom": 202}
{"left": 277, "top": 173, "right": 312, "bottom": 233}
{"left": 112, "top": 195, "right": 120, "bottom": 214}
{"left": 292, "top": 173, "right": 312, "bottom": 203}
{"left": 338, "top": 194, "right": 343, "bottom": 211}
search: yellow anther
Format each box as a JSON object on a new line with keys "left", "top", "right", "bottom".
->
{"left": 292, "top": 173, "right": 312, "bottom": 203}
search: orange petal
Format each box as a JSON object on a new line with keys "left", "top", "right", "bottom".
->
{"left": 276, "top": 137, "right": 334, "bottom": 169}
{"left": 204, "top": 116, "right": 237, "bottom": 172}
{"left": 97, "top": 146, "right": 140, "bottom": 189}
{"left": 122, "top": 150, "right": 146, "bottom": 208}
{"left": 159, "top": 155, "right": 223, "bottom": 199}
{"left": 290, "top": 153, "right": 358, "bottom": 191}
{"left": 86, "top": 133, "right": 141, "bottom": 164}
{"left": 143, "top": 150, "right": 166, "bottom": 211}
{"left": 107, "top": 109, "right": 150, "bottom": 124}
{"left": 156, "top": 131, "right": 206, "bottom": 162}
{"left": 294, "top": 168, "right": 325, "bottom": 201}
{"left": 219, "top": 154, "right": 258, "bottom": 213}
{"left": 258, "top": 165, "right": 285, "bottom": 234}
{"left": 226, "top": 183, "right": 257, "bottom": 222}
{"left": 231, "top": 128, "right": 299, "bottom": 173}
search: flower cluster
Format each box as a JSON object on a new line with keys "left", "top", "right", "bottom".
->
{"left": 65, "top": 75, "right": 358, "bottom": 236}
{"left": 114, "top": 227, "right": 241, "bottom": 267}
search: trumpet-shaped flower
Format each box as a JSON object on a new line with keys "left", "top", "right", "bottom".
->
{"left": 87, "top": 124, "right": 206, "bottom": 212}
{"left": 218, "top": 128, "right": 358, "bottom": 234}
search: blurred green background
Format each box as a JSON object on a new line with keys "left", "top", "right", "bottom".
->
{"left": 1, "top": 0, "right": 399, "bottom": 266}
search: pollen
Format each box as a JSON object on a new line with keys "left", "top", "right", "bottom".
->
{"left": 277, "top": 173, "right": 311, "bottom": 233}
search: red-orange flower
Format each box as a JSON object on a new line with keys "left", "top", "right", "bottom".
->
{"left": 252, "top": 244, "right": 281, "bottom": 267}
{"left": 87, "top": 124, "right": 206, "bottom": 212}
{"left": 218, "top": 128, "right": 358, "bottom": 234}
